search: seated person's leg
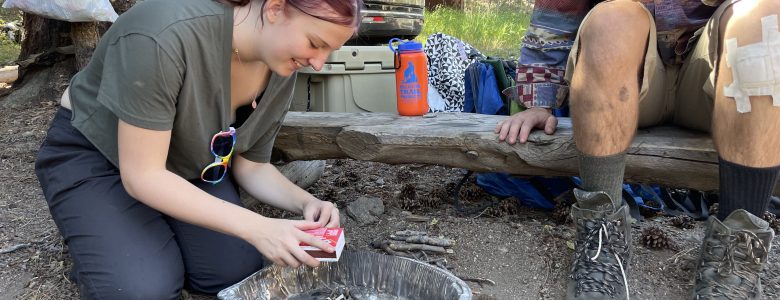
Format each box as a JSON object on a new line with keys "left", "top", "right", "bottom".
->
{"left": 567, "top": 1, "right": 652, "bottom": 299}
{"left": 693, "top": 1, "right": 780, "bottom": 298}
{"left": 570, "top": 1, "right": 650, "bottom": 206}
{"left": 712, "top": 0, "right": 780, "bottom": 217}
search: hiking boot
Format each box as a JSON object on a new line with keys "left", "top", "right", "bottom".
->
{"left": 567, "top": 188, "right": 631, "bottom": 300}
{"left": 692, "top": 209, "right": 774, "bottom": 299}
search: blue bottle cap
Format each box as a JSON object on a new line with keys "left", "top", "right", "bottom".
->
{"left": 388, "top": 38, "right": 423, "bottom": 52}
{"left": 398, "top": 40, "right": 423, "bottom": 51}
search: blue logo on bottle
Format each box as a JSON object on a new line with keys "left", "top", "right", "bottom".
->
{"left": 399, "top": 61, "right": 421, "bottom": 102}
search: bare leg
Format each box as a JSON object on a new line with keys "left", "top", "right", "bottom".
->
{"left": 713, "top": 0, "right": 780, "bottom": 219}
{"left": 713, "top": 1, "right": 780, "bottom": 167}
{"left": 570, "top": 1, "right": 648, "bottom": 156}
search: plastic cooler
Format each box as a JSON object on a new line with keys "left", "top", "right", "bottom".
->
{"left": 291, "top": 46, "right": 397, "bottom": 113}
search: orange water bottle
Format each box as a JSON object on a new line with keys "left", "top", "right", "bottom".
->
{"left": 389, "top": 38, "right": 428, "bottom": 116}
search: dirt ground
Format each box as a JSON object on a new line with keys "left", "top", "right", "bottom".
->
{"left": 2, "top": 98, "right": 780, "bottom": 300}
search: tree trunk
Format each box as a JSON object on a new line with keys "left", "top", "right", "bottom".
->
{"left": 70, "top": 22, "right": 100, "bottom": 70}
{"left": 1, "top": 0, "right": 138, "bottom": 108}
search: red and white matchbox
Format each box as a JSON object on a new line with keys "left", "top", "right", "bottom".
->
{"left": 300, "top": 227, "right": 345, "bottom": 262}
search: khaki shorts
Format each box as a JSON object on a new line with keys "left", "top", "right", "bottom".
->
{"left": 565, "top": 0, "right": 741, "bottom": 133}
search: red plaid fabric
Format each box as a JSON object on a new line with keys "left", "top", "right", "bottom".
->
{"left": 517, "top": 66, "right": 566, "bottom": 85}
{"left": 514, "top": 66, "right": 567, "bottom": 108}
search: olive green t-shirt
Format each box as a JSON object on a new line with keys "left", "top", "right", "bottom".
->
{"left": 69, "top": 0, "right": 295, "bottom": 180}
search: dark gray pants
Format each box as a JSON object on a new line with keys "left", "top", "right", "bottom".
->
{"left": 34, "top": 108, "right": 265, "bottom": 300}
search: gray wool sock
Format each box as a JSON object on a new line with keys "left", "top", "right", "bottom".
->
{"left": 578, "top": 151, "right": 626, "bottom": 208}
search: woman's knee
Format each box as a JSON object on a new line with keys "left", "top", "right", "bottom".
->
{"left": 72, "top": 244, "right": 185, "bottom": 300}
{"left": 188, "top": 250, "right": 265, "bottom": 294}
{"left": 79, "top": 268, "right": 184, "bottom": 300}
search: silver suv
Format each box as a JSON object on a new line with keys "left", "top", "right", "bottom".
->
{"left": 352, "top": 0, "right": 424, "bottom": 44}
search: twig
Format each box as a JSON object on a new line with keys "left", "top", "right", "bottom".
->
{"left": 537, "top": 254, "right": 554, "bottom": 296}
{"left": 401, "top": 212, "right": 431, "bottom": 223}
{"left": 404, "top": 215, "right": 431, "bottom": 222}
{"left": 388, "top": 235, "right": 454, "bottom": 247}
{"left": 1, "top": 243, "right": 31, "bottom": 254}
{"left": 425, "top": 257, "right": 449, "bottom": 270}
{"left": 420, "top": 249, "right": 430, "bottom": 261}
{"left": 425, "top": 257, "right": 446, "bottom": 264}
{"left": 371, "top": 240, "right": 415, "bottom": 259}
{"left": 666, "top": 246, "right": 698, "bottom": 265}
{"left": 393, "top": 230, "right": 428, "bottom": 237}
{"left": 431, "top": 260, "right": 448, "bottom": 270}
{"left": 456, "top": 275, "right": 496, "bottom": 287}
{"left": 472, "top": 206, "right": 489, "bottom": 219}
{"left": 388, "top": 242, "right": 448, "bottom": 253}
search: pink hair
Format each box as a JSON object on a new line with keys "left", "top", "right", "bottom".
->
{"left": 219, "top": 0, "right": 362, "bottom": 27}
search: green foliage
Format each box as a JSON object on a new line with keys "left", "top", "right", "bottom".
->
{"left": 463, "top": 0, "right": 533, "bottom": 13}
{"left": 0, "top": 4, "right": 22, "bottom": 66}
{"left": 417, "top": 5, "right": 531, "bottom": 59}
{"left": 0, "top": 35, "right": 19, "bottom": 66}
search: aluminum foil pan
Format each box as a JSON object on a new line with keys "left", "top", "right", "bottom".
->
{"left": 218, "top": 250, "right": 471, "bottom": 300}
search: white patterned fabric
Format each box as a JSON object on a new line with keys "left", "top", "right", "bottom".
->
{"left": 424, "top": 33, "right": 483, "bottom": 112}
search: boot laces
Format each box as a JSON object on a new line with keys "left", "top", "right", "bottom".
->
{"left": 571, "top": 219, "right": 630, "bottom": 298}
{"left": 695, "top": 230, "right": 768, "bottom": 299}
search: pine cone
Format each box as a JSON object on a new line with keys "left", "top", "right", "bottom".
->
{"left": 498, "top": 198, "right": 519, "bottom": 215}
{"left": 551, "top": 206, "right": 571, "bottom": 225}
{"left": 551, "top": 190, "right": 574, "bottom": 225}
{"left": 398, "top": 184, "right": 419, "bottom": 210}
{"left": 669, "top": 215, "right": 695, "bottom": 230}
{"left": 396, "top": 168, "right": 414, "bottom": 182}
{"left": 640, "top": 226, "right": 673, "bottom": 250}
{"left": 418, "top": 189, "right": 442, "bottom": 208}
{"left": 444, "top": 182, "right": 457, "bottom": 192}
{"left": 399, "top": 184, "right": 417, "bottom": 200}
{"left": 334, "top": 176, "right": 351, "bottom": 187}
{"left": 430, "top": 187, "right": 450, "bottom": 202}
{"left": 762, "top": 211, "right": 780, "bottom": 233}
{"left": 345, "top": 170, "right": 360, "bottom": 181}
{"left": 459, "top": 182, "right": 487, "bottom": 202}
{"left": 483, "top": 197, "right": 519, "bottom": 218}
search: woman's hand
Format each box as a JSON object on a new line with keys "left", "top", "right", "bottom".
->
{"left": 302, "top": 199, "right": 340, "bottom": 228}
{"left": 495, "top": 107, "right": 558, "bottom": 144}
{"left": 247, "top": 218, "right": 334, "bottom": 268}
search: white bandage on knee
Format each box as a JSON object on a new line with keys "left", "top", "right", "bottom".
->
{"left": 723, "top": 15, "right": 780, "bottom": 113}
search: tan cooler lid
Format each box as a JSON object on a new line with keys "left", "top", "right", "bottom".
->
{"left": 323, "top": 46, "right": 396, "bottom": 70}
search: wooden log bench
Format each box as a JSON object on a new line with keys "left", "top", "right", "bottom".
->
{"left": 273, "top": 112, "right": 780, "bottom": 194}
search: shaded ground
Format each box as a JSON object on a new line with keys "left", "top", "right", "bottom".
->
{"left": 1, "top": 99, "right": 780, "bottom": 300}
